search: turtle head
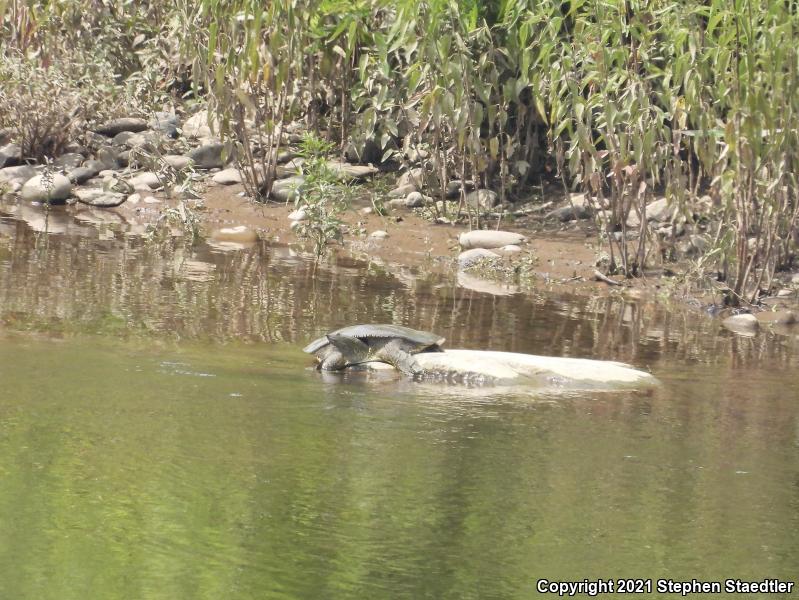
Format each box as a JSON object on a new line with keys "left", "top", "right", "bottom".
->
{"left": 324, "top": 333, "right": 373, "bottom": 368}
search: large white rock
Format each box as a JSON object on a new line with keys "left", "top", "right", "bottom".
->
{"left": 459, "top": 230, "right": 527, "bottom": 249}
{"left": 21, "top": 173, "right": 72, "bottom": 203}
{"left": 364, "top": 349, "right": 657, "bottom": 389}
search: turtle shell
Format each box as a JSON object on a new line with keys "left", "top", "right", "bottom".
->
{"left": 303, "top": 324, "right": 445, "bottom": 354}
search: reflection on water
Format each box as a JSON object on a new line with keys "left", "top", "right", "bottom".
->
{"left": 1, "top": 206, "right": 799, "bottom": 599}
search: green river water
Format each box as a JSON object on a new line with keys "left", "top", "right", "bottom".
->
{"left": 1, "top": 209, "right": 798, "bottom": 599}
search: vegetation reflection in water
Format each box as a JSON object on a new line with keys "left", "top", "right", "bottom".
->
{"left": 1, "top": 216, "right": 799, "bottom": 599}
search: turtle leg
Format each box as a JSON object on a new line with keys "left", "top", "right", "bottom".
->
{"left": 319, "top": 349, "right": 348, "bottom": 371}
{"left": 375, "top": 341, "right": 423, "bottom": 376}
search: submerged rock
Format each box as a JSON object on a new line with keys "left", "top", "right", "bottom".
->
{"left": 21, "top": 173, "right": 72, "bottom": 203}
{"left": 210, "top": 225, "right": 259, "bottom": 244}
{"left": 73, "top": 188, "right": 128, "bottom": 207}
{"left": 457, "top": 272, "right": 519, "bottom": 296}
{"left": 722, "top": 313, "right": 759, "bottom": 336}
{"left": 94, "top": 117, "right": 148, "bottom": 136}
{"left": 459, "top": 230, "right": 526, "bottom": 250}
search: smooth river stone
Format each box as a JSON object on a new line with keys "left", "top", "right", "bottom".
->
{"left": 94, "top": 117, "right": 148, "bottom": 136}
{"left": 212, "top": 168, "right": 243, "bottom": 185}
{"left": 458, "top": 230, "right": 527, "bottom": 250}
{"left": 21, "top": 173, "right": 72, "bottom": 203}
{"left": 369, "top": 349, "right": 658, "bottom": 388}
{"left": 722, "top": 313, "right": 759, "bottom": 336}
{"left": 210, "top": 225, "right": 259, "bottom": 244}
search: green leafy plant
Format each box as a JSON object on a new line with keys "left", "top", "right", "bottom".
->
{"left": 292, "top": 133, "right": 355, "bottom": 257}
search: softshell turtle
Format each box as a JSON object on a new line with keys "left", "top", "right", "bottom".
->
{"left": 303, "top": 324, "right": 445, "bottom": 375}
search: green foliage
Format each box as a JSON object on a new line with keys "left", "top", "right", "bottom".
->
{"left": 293, "top": 134, "right": 355, "bottom": 257}
{"left": 2, "top": 0, "right": 798, "bottom": 301}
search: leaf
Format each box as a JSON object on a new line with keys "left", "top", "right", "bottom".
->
{"left": 489, "top": 136, "right": 499, "bottom": 159}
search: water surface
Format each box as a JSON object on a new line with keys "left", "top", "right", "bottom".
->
{"left": 1, "top": 209, "right": 798, "bottom": 599}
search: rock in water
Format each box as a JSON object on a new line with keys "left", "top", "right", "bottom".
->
{"left": 722, "top": 313, "right": 759, "bottom": 336}
{"left": 21, "top": 173, "right": 72, "bottom": 203}
{"left": 210, "top": 225, "right": 259, "bottom": 244}
{"left": 94, "top": 117, "right": 148, "bottom": 136}
{"left": 73, "top": 188, "right": 128, "bottom": 207}
{"left": 458, "top": 230, "right": 527, "bottom": 250}
{"left": 412, "top": 349, "right": 658, "bottom": 388}
{"left": 458, "top": 248, "right": 501, "bottom": 268}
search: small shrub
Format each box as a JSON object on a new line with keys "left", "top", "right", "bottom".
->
{"left": 293, "top": 134, "right": 356, "bottom": 257}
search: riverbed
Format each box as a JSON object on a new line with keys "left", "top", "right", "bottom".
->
{"left": 1, "top": 210, "right": 798, "bottom": 599}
